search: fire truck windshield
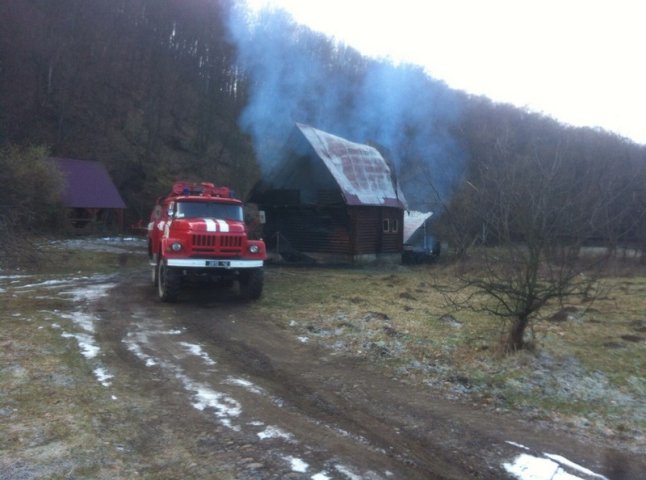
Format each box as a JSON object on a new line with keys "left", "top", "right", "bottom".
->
{"left": 175, "top": 201, "right": 243, "bottom": 221}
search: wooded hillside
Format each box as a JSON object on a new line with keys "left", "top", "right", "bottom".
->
{"left": 1, "top": 0, "right": 254, "bottom": 221}
{"left": 2, "top": 0, "right": 645, "bottom": 252}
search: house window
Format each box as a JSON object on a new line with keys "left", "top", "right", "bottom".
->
{"left": 383, "top": 218, "right": 398, "bottom": 233}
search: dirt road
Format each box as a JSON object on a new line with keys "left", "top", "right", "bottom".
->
{"left": 66, "top": 268, "right": 639, "bottom": 480}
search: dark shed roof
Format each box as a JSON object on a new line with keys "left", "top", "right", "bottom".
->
{"left": 296, "top": 124, "right": 405, "bottom": 208}
{"left": 49, "top": 157, "right": 126, "bottom": 209}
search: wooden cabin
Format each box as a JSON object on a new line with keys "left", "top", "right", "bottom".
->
{"left": 50, "top": 157, "right": 126, "bottom": 234}
{"left": 251, "top": 124, "right": 406, "bottom": 264}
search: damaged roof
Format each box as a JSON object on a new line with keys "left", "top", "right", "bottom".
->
{"left": 296, "top": 124, "right": 405, "bottom": 208}
{"left": 50, "top": 157, "right": 126, "bottom": 209}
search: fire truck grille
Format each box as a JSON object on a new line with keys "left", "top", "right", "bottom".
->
{"left": 191, "top": 234, "right": 243, "bottom": 254}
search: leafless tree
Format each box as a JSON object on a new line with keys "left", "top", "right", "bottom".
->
{"left": 442, "top": 132, "right": 625, "bottom": 352}
{"left": 0, "top": 145, "right": 65, "bottom": 268}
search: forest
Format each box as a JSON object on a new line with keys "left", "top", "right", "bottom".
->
{"left": 2, "top": 0, "right": 646, "bottom": 258}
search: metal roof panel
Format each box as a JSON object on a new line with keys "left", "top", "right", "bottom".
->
{"left": 296, "top": 124, "right": 404, "bottom": 208}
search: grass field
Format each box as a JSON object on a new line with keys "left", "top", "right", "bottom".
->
{"left": 2, "top": 239, "right": 644, "bottom": 462}
{"left": 258, "top": 262, "right": 646, "bottom": 451}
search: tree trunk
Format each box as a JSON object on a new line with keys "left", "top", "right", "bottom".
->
{"left": 506, "top": 315, "right": 529, "bottom": 352}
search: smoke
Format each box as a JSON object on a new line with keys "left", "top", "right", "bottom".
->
{"left": 226, "top": 5, "right": 465, "bottom": 210}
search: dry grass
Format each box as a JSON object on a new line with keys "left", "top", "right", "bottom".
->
{"left": 258, "top": 263, "right": 646, "bottom": 451}
{"left": 0, "top": 241, "right": 239, "bottom": 478}
{"left": 2, "top": 243, "right": 644, "bottom": 463}
{"left": 0, "top": 299, "right": 116, "bottom": 478}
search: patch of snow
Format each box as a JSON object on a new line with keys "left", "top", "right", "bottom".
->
{"left": 124, "top": 336, "right": 158, "bottom": 367}
{"left": 544, "top": 454, "right": 609, "bottom": 480}
{"left": 99, "top": 236, "right": 141, "bottom": 242}
{"left": 334, "top": 465, "right": 363, "bottom": 480}
{"left": 271, "top": 396, "right": 286, "bottom": 408}
{"left": 161, "top": 329, "right": 184, "bottom": 335}
{"left": 62, "top": 332, "right": 100, "bottom": 359}
{"left": 503, "top": 453, "right": 608, "bottom": 480}
{"left": 312, "top": 473, "right": 331, "bottom": 480}
{"left": 111, "top": 395, "right": 118, "bottom": 400}
{"left": 180, "top": 376, "right": 241, "bottom": 424}
{"left": 257, "top": 425, "right": 293, "bottom": 441}
{"left": 283, "top": 455, "right": 308, "bottom": 473}
{"left": 48, "top": 237, "right": 146, "bottom": 253}
{"left": 179, "top": 342, "right": 216, "bottom": 365}
{"left": 225, "top": 377, "right": 263, "bottom": 395}
{"left": 506, "top": 441, "right": 530, "bottom": 450}
{"left": 59, "top": 311, "right": 97, "bottom": 333}
{"left": 125, "top": 325, "right": 243, "bottom": 430}
{"left": 17, "top": 278, "right": 82, "bottom": 290}
{"left": 94, "top": 367, "right": 113, "bottom": 386}
{"left": 0, "top": 274, "right": 32, "bottom": 280}
{"left": 332, "top": 427, "right": 370, "bottom": 446}
{"left": 219, "top": 418, "right": 241, "bottom": 431}
{"left": 62, "top": 282, "right": 115, "bottom": 302}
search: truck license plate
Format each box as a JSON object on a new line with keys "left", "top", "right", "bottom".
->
{"left": 206, "top": 260, "right": 230, "bottom": 267}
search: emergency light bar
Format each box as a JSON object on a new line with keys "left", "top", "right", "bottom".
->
{"left": 170, "top": 181, "right": 234, "bottom": 198}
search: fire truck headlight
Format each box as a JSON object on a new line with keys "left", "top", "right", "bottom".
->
{"left": 170, "top": 242, "right": 183, "bottom": 252}
{"left": 248, "top": 244, "right": 259, "bottom": 254}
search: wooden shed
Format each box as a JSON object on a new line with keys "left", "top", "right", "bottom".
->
{"left": 251, "top": 124, "right": 406, "bottom": 264}
{"left": 49, "top": 157, "right": 126, "bottom": 234}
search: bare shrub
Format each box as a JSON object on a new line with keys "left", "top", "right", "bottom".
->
{"left": 0, "top": 145, "right": 65, "bottom": 268}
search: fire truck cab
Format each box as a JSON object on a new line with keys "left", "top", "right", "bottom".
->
{"left": 147, "top": 181, "right": 266, "bottom": 302}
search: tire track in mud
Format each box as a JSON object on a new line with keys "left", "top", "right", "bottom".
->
{"left": 91, "top": 271, "right": 640, "bottom": 480}
{"left": 95, "top": 273, "right": 472, "bottom": 478}
{"left": 179, "top": 314, "right": 474, "bottom": 479}
{"left": 96, "top": 275, "right": 420, "bottom": 479}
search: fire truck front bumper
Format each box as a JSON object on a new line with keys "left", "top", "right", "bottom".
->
{"left": 165, "top": 259, "right": 263, "bottom": 269}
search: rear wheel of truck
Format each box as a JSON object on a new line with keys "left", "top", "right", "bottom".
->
{"left": 239, "top": 268, "right": 263, "bottom": 300}
{"left": 157, "top": 259, "right": 181, "bottom": 302}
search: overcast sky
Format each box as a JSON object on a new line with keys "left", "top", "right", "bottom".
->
{"left": 245, "top": 0, "right": 646, "bottom": 145}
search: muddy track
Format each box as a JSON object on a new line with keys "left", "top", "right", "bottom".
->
{"left": 92, "top": 270, "right": 643, "bottom": 479}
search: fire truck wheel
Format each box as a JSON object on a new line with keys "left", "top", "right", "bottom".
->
{"left": 239, "top": 268, "right": 264, "bottom": 300}
{"left": 157, "top": 260, "right": 181, "bottom": 302}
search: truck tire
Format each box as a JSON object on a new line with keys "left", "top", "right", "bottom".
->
{"left": 239, "top": 268, "right": 263, "bottom": 300}
{"left": 157, "top": 260, "right": 181, "bottom": 302}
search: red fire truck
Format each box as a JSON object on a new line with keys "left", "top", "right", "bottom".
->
{"left": 147, "top": 181, "right": 266, "bottom": 302}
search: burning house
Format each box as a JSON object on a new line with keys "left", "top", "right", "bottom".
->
{"left": 251, "top": 124, "right": 406, "bottom": 264}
